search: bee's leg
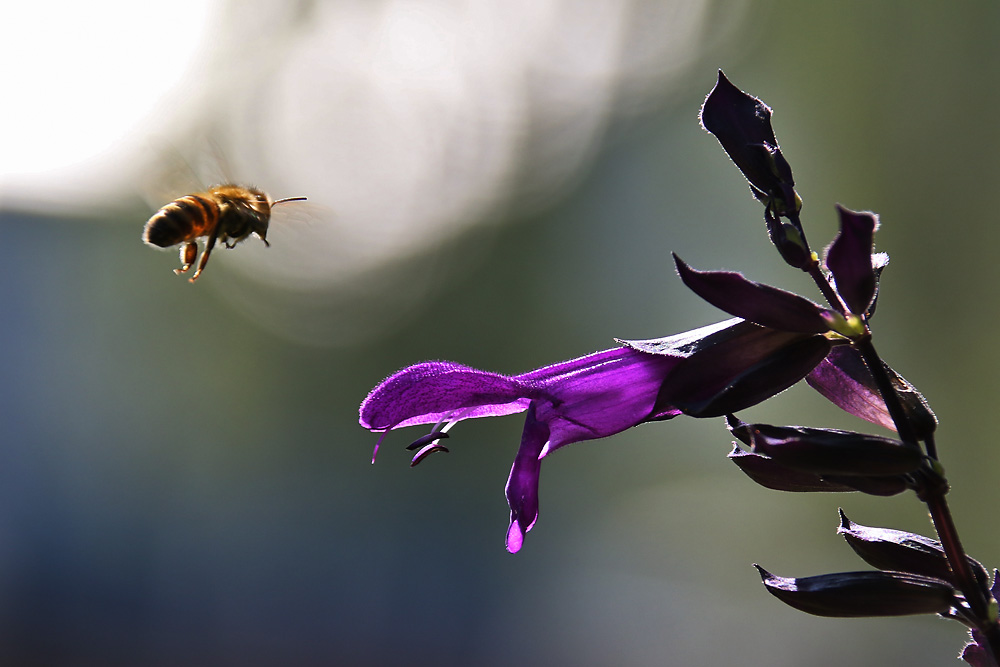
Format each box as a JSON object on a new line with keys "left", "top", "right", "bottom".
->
{"left": 189, "top": 234, "right": 219, "bottom": 283}
{"left": 174, "top": 242, "right": 198, "bottom": 275}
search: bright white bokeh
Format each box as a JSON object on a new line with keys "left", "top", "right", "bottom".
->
{"left": 0, "top": 2, "right": 217, "bottom": 207}
{"left": 0, "top": 0, "right": 744, "bottom": 344}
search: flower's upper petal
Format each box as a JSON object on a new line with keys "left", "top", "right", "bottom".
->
{"left": 513, "top": 346, "right": 652, "bottom": 383}
{"left": 359, "top": 361, "right": 533, "bottom": 431}
{"left": 505, "top": 402, "right": 548, "bottom": 553}
{"left": 516, "top": 347, "right": 682, "bottom": 452}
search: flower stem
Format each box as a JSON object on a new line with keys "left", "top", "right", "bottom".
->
{"left": 921, "top": 480, "right": 1000, "bottom": 660}
{"left": 803, "top": 255, "right": 849, "bottom": 317}
{"left": 853, "top": 338, "right": 919, "bottom": 447}
{"left": 855, "top": 338, "right": 1000, "bottom": 662}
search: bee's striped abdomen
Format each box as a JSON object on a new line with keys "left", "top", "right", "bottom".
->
{"left": 142, "top": 194, "right": 221, "bottom": 248}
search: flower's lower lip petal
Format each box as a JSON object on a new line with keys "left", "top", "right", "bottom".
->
{"left": 504, "top": 403, "right": 548, "bottom": 553}
{"left": 506, "top": 522, "right": 525, "bottom": 554}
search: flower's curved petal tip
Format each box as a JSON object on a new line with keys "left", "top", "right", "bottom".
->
{"left": 506, "top": 521, "right": 524, "bottom": 554}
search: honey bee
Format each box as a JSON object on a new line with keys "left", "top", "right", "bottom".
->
{"left": 142, "top": 184, "right": 307, "bottom": 282}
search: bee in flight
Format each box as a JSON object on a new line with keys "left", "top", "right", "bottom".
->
{"left": 142, "top": 184, "right": 307, "bottom": 282}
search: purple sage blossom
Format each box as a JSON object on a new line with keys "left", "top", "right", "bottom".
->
{"left": 360, "top": 345, "right": 683, "bottom": 553}
{"left": 360, "top": 319, "right": 835, "bottom": 553}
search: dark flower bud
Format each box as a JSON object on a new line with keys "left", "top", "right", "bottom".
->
{"left": 726, "top": 415, "right": 910, "bottom": 496}
{"left": 673, "top": 255, "right": 832, "bottom": 334}
{"left": 737, "top": 422, "right": 922, "bottom": 477}
{"left": 819, "top": 474, "right": 910, "bottom": 497}
{"left": 700, "top": 71, "right": 801, "bottom": 219}
{"left": 726, "top": 418, "right": 910, "bottom": 495}
{"left": 825, "top": 206, "right": 879, "bottom": 316}
{"left": 661, "top": 333, "right": 831, "bottom": 418}
{"left": 755, "top": 565, "right": 957, "bottom": 617}
{"left": 838, "top": 510, "right": 991, "bottom": 591}
{"left": 729, "top": 446, "right": 862, "bottom": 493}
{"left": 806, "top": 346, "right": 938, "bottom": 438}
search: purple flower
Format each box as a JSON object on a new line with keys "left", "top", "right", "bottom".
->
{"left": 361, "top": 345, "right": 683, "bottom": 553}
{"left": 360, "top": 319, "right": 832, "bottom": 553}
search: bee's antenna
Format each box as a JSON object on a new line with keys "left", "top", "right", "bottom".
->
{"left": 273, "top": 196, "right": 308, "bottom": 206}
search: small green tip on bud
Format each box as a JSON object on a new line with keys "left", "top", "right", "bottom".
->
{"left": 988, "top": 598, "right": 999, "bottom": 624}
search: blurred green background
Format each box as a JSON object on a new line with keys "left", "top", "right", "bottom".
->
{"left": 2, "top": 1, "right": 999, "bottom": 665}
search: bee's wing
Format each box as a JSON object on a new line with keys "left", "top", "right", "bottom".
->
{"left": 230, "top": 200, "right": 335, "bottom": 276}
{"left": 137, "top": 125, "right": 236, "bottom": 211}
{"left": 258, "top": 199, "right": 327, "bottom": 246}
